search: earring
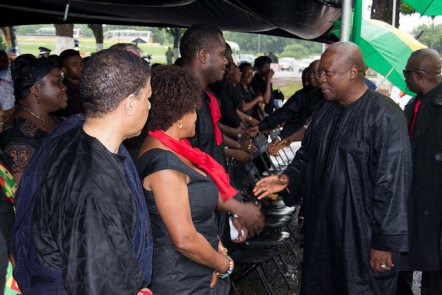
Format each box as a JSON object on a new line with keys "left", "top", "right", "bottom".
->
{"left": 36, "top": 95, "right": 40, "bottom": 104}
{"left": 178, "top": 121, "right": 183, "bottom": 129}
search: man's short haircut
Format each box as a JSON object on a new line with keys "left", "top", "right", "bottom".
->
{"left": 109, "top": 43, "right": 141, "bottom": 56}
{"left": 180, "top": 24, "right": 224, "bottom": 64}
{"left": 80, "top": 48, "right": 151, "bottom": 117}
{"left": 59, "top": 49, "right": 81, "bottom": 67}
{"left": 254, "top": 56, "right": 272, "bottom": 70}
{"left": 146, "top": 65, "right": 201, "bottom": 131}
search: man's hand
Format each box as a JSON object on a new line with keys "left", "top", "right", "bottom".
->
{"left": 253, "top": 174, "right": 289, "bottom": 200}
{"left": 369, "top": 249, "right": 394, "bottom": 272}
{"left": 247, "top": 126, "right": 260, "bottom": 137}
{"left": 267, "top": 138, "right": 289, "bottom": 156}
{"left": 239, "top": 138, "right": 257, "bottom": 154}
{"left": 236, "top": 202, "right": 264, "bottom": 236}
{"left": 226, "top": 149, "right": 251, "bottom": 164}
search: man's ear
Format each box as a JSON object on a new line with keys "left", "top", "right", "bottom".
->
{"left": 349, "top": 65, "right": 358, "bottom": 80}
{"left": 197, "top": 48, "right": 210, "bottom": 64}
{"left": 124, "top": 94, "right": 137, "bottom": 116}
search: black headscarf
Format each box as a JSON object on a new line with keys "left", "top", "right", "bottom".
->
{"left": 11, "top": 55, "right": 58, "bottom": 101}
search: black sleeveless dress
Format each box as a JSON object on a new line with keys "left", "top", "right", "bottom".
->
{"left": 137, "top": 148, "right": 230, "bottom": 294}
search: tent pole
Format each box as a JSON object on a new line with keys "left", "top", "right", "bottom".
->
{"left": 392, "top": 0, "right": 397, "bottom": 27}
{"left": 340, "top": 0, "right": 353, "bottom": 41}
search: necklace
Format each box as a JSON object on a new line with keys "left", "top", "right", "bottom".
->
{"left": 19, "top": 104, "right": 49, "bottom": 124}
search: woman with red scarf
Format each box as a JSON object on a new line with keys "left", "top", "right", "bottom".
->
{"left": 137, "top": 66, "right": 236, "bottom": 294}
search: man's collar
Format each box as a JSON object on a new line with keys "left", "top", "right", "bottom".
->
{"left": 421, "top": 82, "right": 442, "bottom": 106}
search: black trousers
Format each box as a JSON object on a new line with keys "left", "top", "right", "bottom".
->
{"left": 397, "top": 271, "right": 442, "bottom": 295}
{"left": 0, "top": 231, "right": 7, "bottom": 295}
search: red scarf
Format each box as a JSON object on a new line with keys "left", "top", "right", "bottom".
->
{"left": 205, "top": 91, "right": 223, "bottom": 145}
{"left": 148, "top": 130, "right": 237, "bottom": 202}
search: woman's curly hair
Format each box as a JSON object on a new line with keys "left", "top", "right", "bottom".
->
{"left": 147, "top": 65, "right": 202, "bottom": 131}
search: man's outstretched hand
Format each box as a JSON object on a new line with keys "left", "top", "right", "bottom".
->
{"left": 253, "top": 174, "right": 289, "bottom": 200}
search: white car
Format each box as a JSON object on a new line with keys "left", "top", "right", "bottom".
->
{"left": 279, "top": 57, "right": 296, "bottom": 71}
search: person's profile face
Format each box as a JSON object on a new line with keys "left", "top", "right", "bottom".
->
{"left": 241, "top": 66, "right": 253, "bottom": 84}
{"left": 138, "top": 77, "right": 152, "bottom": 132}
{"left": 63, "top": 55, "right": 83, "bottom": 81}
{"left": 38, "top": 68, "right": 68, "bottom": 112}
{"left": 180, "top": 108, "right": 198, "bottom": 138}
{"left": 403, "top": 58, "right": 420, "bottom": 94}
{"left": 258, "top": 63, "right": 270, "bottom": 77}
{"left": 206, "top": 35, "right": 228, "bottom": 83}
{"left": 308, "top": 61, "right": 319, "bottom": 87}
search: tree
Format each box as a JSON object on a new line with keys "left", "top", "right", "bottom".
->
{"left": 280, "top": 41, "right": 323, "bottom": 59}
{"left": 370, "top": 0, "right": 416, "bottom": 28}
{"left": 54, "top": 24, "right": 74, "bottom": 54}
{"left": 88, "top": 24, "right": 104, "bottom": 52}
{"left": 412, "top": 24, "right": 442, "bottom": 54}
{"left": 164, "top": 27, "right": 185, "bottom": 60}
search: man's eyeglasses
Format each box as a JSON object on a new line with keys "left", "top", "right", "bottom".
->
{"left": 403, "top": 69, "right": 424, "bottom": 76}
{"left": 402, "top": 69, "right": 440, "bottom": 76}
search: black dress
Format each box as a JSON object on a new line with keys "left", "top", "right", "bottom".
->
{"left": 137, "top": 148, "right": 230, "bottom": 295}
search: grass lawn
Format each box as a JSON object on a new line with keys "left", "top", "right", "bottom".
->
{"left": 274, "top": 79, "right": 303, "bottom": 100}
{"left": 16, "top": 37, "right": 168, "bottom": 64}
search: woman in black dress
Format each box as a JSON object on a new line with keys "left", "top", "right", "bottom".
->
{"left": 0, "top": 55, "right": 67, "bottom": 183}
{"left": 137, "top": 65, "right": 235, "bottom": 294}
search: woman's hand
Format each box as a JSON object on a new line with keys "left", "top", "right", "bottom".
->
{"left": 210, "top": 271, "right": 219, "bottom": 289}
{"left": 231, "top": 216, "right": 248, "bottom": 243}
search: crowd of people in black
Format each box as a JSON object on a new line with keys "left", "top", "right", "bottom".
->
{"left": 0, "top": 23, "right": 441, "bottom": 295}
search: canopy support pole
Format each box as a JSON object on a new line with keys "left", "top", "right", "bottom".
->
{"left": 392, "top": 0, "right": 397, "bottom": 27}
{"left": 340, "top": 0, "right": 353, "bottom": 41}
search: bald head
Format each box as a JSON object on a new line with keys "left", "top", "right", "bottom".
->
{"left": 408, "top": 48, "right": 442, "bottom": 76}
{"left": 318, "top": 42, "right": 368, "bottom": 105}
{"left": 324, "top": 42, "right": 366, "bottom": 74}
{"left": 405, "top": 48, "right": 442, "bottom": 94}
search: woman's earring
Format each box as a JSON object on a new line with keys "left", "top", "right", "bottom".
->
{"left": 36, "top": 95, "right": 40, "bottom": 104}
{"left": 178, "top": 121, "right": 183, "bottom": 129}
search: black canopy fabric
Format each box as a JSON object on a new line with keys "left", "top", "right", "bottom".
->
{"left": 0, "top": 0, "right": 341, "bottom": 42}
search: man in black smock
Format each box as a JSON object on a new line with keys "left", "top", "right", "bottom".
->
{"left": 14, "top": 49, "right": 153, "bottom": 294}
{"left": 396, "top": 48, "right": 442, "bottom": 295}
{"left": 254, "top": 42, "right": 411, "bottom": 294}
{"left": 180, "top": 25, "right": 263, "bottom": 238}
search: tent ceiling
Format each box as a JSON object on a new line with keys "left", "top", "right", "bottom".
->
{"left": 0, "top": 0, "right": 341, "bottom": 42}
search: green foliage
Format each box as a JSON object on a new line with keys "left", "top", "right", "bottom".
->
{"left": 223, "top": 31, "right": 322, "bottom": 59}
{"left": 399, "top": 2, "right": 416, "bottom": 15}
{"left": 12, "top": 24, "right": 323, "bottom": 59}
{"left": 412, "top": 23, "right": 442, "bottom": 53}
{"left": 223, "top": 31, "right": 293, "bottom": 54}
{"left": 0, "top": 34, "right": 6, "bottom": 50}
